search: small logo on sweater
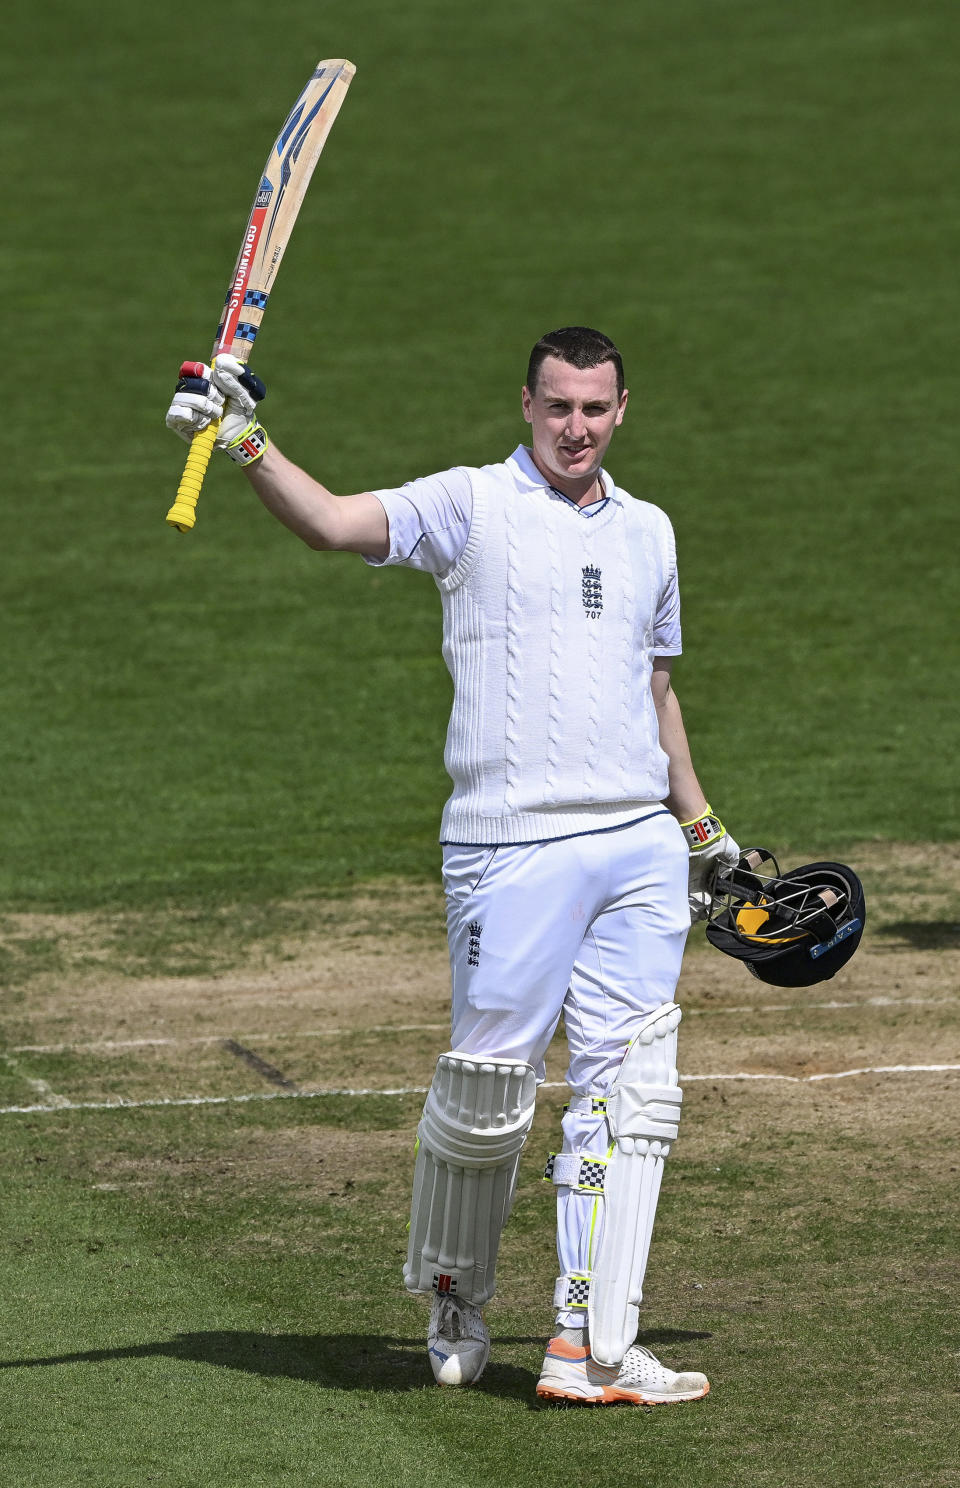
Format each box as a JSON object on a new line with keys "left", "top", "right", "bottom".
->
{"left": 467, "top": 921, "right": 483, "bottom": 967}
{"left": 581, "top": 565, "right": 603, "bottom": 619}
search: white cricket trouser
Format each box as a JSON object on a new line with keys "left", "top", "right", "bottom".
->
{"left": 441, "top": 811, "right": 690, "bottom": 1327}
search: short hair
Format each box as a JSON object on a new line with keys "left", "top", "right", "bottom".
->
{"left": 526, "top": 326, "right": 624, "bottom": 399}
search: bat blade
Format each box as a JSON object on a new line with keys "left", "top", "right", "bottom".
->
{"left": 166, "top": 58, "right": 356, "bottom": 533}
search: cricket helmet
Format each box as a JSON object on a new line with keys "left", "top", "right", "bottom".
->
{"left": 705, "top": 849, "right": 865, "bottom": 987}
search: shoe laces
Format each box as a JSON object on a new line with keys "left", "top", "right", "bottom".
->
{"left": 436, "top": 1296, "right": 464, "bottom": 1341}
{"left": 435, "top": 1295, "right": 487, "bottom": 1344}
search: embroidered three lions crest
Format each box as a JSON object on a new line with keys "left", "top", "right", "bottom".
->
{"left": 581, "top": 565, "right": 603, "bottom": 619}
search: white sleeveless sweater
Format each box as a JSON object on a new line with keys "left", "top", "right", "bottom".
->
{"left": 437, "top": 450, "right": 679, "bottom": 844}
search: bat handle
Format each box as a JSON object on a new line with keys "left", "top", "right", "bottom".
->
{"left": 166, "top": 419, "right": 221, "bottom": 532}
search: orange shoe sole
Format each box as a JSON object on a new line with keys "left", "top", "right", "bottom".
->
{"left": 536, "top": 1381, "right": 709, "bottom": 1406}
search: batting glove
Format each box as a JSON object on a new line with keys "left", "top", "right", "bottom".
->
{"left": 681, "top": 807, "right": 741, "bottom": 924}
{"left": 165, "top": 354, "right": 269, "bottom": 466}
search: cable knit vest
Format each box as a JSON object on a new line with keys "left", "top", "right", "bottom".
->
{"left": 436, "top": 451, "right": 678, "bottom": 844}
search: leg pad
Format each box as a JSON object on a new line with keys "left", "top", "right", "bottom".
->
{"left": 588, "top": 1002, "right": 683, "bottom": 1366}
{"left": 404, "top": 1052, "right": 537, "bottom": 1304}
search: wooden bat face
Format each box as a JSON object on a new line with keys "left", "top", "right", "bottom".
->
{"left": 212, "top": 58, "right": 356, "bottom": 365}
{"left": 166, "top": 58, "right": 355, "bottom": 533}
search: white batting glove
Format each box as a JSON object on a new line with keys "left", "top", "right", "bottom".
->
{"left": 165, "top": 355, "right": 269, "bottom": 465}
{"left": 165, "top": 361, "right": 223, "bottom": 441}
{"left": 681, "top": 807, "right": 741, "bottom": 924}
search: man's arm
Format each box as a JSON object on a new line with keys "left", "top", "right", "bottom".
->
{"left": 166, "top": 355, "right": 389, "bottom": 557}
{"left": 652, "top": 656, "right": 740, "bottom": 921}
{"left": 651, "top": 657, "right": 710, "bottom": 822}
{"left": 243, "top": 442, "right": 389, "bottom": 557}
{"left": 166, "top": 354, "right": 469, "bottom": 568}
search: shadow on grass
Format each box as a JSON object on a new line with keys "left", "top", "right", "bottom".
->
{"left": 873, "top": 920, "right": 960, "bottom": 950}
{"left": 0, "top": 1327, "right": 711, "bottom": 1403}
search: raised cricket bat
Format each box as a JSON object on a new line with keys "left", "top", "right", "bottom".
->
{"left": 166, "top": 58, "right": 356, "bottom": 532}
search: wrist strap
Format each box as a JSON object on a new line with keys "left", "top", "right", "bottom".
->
{"left": 224, "top": 421, "right": 269, "bottom": 466}
{"left": 679, "top": 806, "right": 726, "bottom": 851}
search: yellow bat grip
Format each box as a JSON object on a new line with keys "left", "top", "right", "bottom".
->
{"left": 166, "top": 420, "right": 221, "bottom": 532}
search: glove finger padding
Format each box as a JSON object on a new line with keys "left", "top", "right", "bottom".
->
{"left": 165, "top": 354, "right": 269, "bottom": 464}
{"left": 209, "top": 356, "right": 269, "bottom": 464}
{"left": 165, "top": 392, "right": 223, "bottom": 441}
{"left": 210, "top": 353, "right": 267, "bottom": 419}
{"left": 165, "top": 362, "right": 225, "bottom": 441}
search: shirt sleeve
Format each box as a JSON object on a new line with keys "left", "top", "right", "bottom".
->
{"left": 363, "top": 468, "right": 473, "bottom": 575}
{"left": 653, "top": 519, "right": 682, "bottom": 655}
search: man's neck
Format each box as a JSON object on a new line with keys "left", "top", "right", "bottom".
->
{"left": 529, "top": 450, "right": 603, "bottom": 507}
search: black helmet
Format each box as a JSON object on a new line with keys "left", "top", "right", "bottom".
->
{"left": 705, "top": 849, "right": 865, "bottom": 988}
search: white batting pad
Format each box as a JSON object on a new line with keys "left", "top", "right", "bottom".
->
{"left": 404, "top": 1052, "right": 537, "bottom": 1304}
{"left": 588, "top": 1002, "right": 683, "bottom": 1366}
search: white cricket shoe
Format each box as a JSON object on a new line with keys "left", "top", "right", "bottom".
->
{"left": 536, "top": 1331, "right": 709, "bottom": 1406}
{"left": 427, "top": 1294, "right": 491, "bottom": 1386}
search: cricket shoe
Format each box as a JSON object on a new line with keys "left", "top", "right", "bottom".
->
{"left": 536, "top": 1331, "right": 709, "bottom": 1406}
{"left": 427, "top": 1294, "right": 490, "bottom": 1386}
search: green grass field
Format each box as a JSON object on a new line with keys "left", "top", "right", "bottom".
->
{"left": 2, "top": 0, "right": 959, "bottom": 1482}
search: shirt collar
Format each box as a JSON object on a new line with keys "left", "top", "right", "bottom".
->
{"left": 506, "top": 445, "right": 617, "bottom": 508}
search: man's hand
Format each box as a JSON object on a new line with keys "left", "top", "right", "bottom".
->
{"left": 681, "top": 808, "right": 741, "bottom": 923}
{"left": 165, "top": 355, "right": 269, "bottom": 465}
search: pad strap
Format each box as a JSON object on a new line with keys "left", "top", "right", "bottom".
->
{"left": 564, "top": 1095, "right": 608, "bottom": 1117}
{"left": 543, "top": 1151, "right": 608, "bottom": 1194}
{"left": 553, "top": 1272, "right": 591, "bottom": 1310}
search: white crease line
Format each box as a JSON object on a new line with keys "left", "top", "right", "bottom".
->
{"left": 0, "top": 1064, "right": 958, "bottom": 1116}
{"left": 0, "top": 1053, "right": 71, "bottom": 1108}
{"left": 0, "top": 1087, "right": 430, "bottom": 1115}
{"left": 9, "top": 996, "right": 956, "bottom": 1056}
{"left": 805, "top": 1063, "right": 960, "bottom": 1083}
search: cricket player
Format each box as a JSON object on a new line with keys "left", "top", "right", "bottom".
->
{"left": 167, "top": 327, "right": 738, "bottom": 1404}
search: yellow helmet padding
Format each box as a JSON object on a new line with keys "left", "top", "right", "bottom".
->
{"left": 735, "top": 902, "right": 771, "bottom": 936}
{"left": 734, "top": 897, "right": 808, "bottom": 945}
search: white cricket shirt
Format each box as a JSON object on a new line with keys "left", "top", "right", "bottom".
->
{"left": 368, "top": 446, "right": 681, "bottom": 844}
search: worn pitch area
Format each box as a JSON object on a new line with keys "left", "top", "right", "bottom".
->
{"left": 0, "top": 843, "right": 957, "bottom": 1124}
{"left": 0, "top": 843, "right": 957, "bottom": 1113}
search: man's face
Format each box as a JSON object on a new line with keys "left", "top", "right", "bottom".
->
{"left": 521, "top": 356, "right": 628, "bottom": 490}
